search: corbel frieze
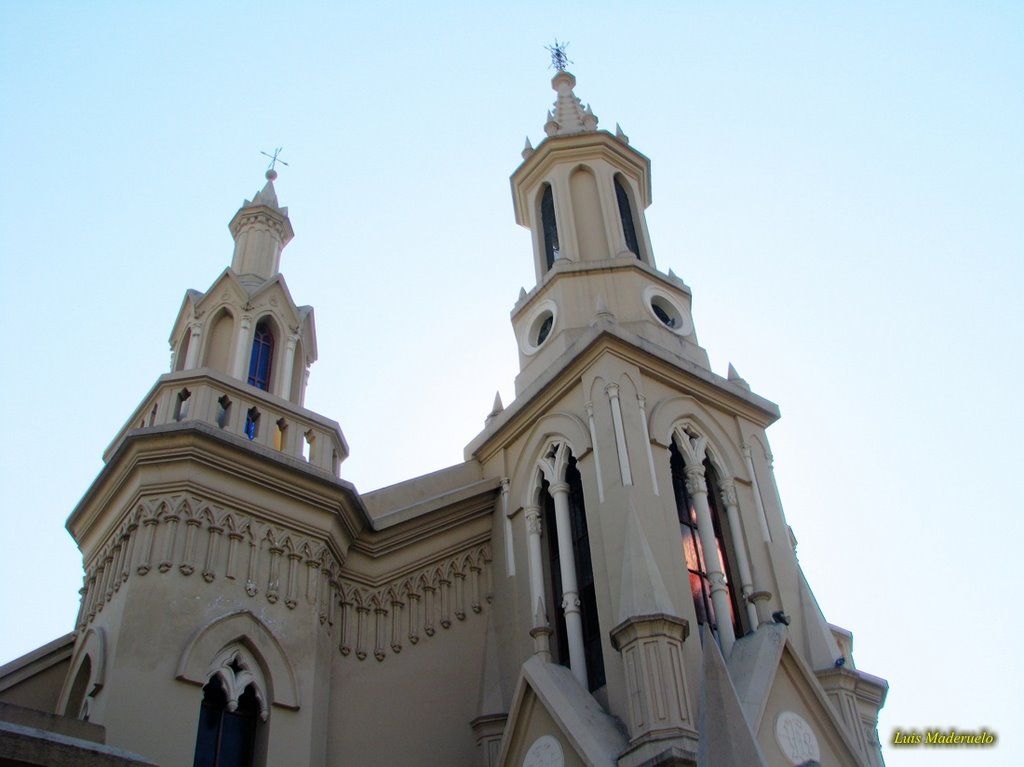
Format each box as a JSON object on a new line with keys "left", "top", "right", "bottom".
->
{"left": 75, "top": 495, "right": 494, "bottom": 665}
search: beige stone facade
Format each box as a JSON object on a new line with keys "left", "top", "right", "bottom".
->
{"left": 0, "top": 70, "right": 886, "bottom": 767}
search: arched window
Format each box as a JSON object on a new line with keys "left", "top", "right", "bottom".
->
{"left": 543, "top": 455, "right": 605, "bottom": 691}
{"left": 247, "top": 321, "right": 274, "bottom": 392}
{"left": 540, "top": 184, "right": 560, "bottom": 271}
{"left": 193, "top": 671, "right": 260, "bottom": 767}
{"left": 614, "top": 176, "right": 642, "bottom": 260}
{"left": 64, "top": 655, "right": 92, "bottom": 720}
{"left": 669, "top": 443, "right": 742, "bottom": 641}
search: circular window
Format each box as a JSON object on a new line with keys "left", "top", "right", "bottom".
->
{"left": 521, "top": 300, "right": 558, "bottom": 355}
{"left": 643, "top": 286, "right": 693, "bottom": 336}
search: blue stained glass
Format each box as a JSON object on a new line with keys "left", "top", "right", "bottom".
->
{"left": 247, "top": 323, "right": 274, "bottom": 391}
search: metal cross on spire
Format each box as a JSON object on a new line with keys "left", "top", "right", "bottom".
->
{"left": 545, "top": 40, "right": 572, "bottom": 71}
{"left": 260, "top": 147, "right": 289, "bottom": 180}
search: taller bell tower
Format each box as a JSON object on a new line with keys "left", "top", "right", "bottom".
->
{"left": 509, "top": 69, "right": 710, "bottom": 398}
{"left": 472, "top": 66, "right": 887, "bottom": 767}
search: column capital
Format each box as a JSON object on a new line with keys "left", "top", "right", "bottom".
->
{"left": 683, "top": 463, "right": 707, "bottom": 496}
{"left": 604, "top": 382, "right": 621, "bottom": 399}
{"left": 548, "top": 481, "right": 570, "bottom": 497}
{"left": 718, "top": 478, "right": 739, "bottom": 508}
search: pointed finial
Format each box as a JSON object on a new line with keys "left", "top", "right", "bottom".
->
{"left": 727, "top": 363, "right": 750, "bottom": 390}
{"left": 545, "top": 39, "right": 572, "bottom": 71}
{"left": 533, "top": 596, "right": 549, "bottom": 629}
{"left": 491, "top": 391, "right": 504, "bottom": 415}
{"left": 615, "top": 123, "right": 630, "bottom": 144}
{"left": 592, "top": 294, "right": 617, "bottom": 326}
{"left": 260, "top": 147, "right": 289, "bottom": 181}
{"left": 522, "top": 136, "right": 535, "bottom": 160}
{"left": 518, "top": 287, "right": 528, "bottom": 303}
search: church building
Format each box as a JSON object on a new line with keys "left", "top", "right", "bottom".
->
{"left": 0, "top": 65, "right": 887, "bottom": 767}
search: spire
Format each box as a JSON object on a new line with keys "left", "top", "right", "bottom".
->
{"left": 543, "top": 70, "right": 599, "bottom": 137}
{"left": 228, "top": 169, "right": 295, "bottom": 284}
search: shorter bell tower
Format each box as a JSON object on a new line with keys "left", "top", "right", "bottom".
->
{"left": 168, "top": 170, "right": 317, "bottom": 407}
{"left": 58, "top": 172, "right": 364, "bottom": 766}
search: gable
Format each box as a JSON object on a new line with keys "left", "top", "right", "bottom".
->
{"left": 753, "top": 645, "right": 866, "bottom": 767}
{"left": 495, "top": 657, "right": 626, "bottom": 767}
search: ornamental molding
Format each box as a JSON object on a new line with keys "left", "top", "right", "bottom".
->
{"left": 76, "top": 494, "right": 492, "bottom": 665}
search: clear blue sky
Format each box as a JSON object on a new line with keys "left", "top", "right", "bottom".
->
{"left": 1, "top": 2, "right": 1021, "bottom": 763}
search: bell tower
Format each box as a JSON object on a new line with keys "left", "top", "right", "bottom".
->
{"left": 58, "top": 172, "right": 365, "bottom": 766}
{"left": 471, "top": 63, "right": 887, "bottom": 767}
{"left": 509, "top": 69, "right": 710, "bottom": 397}
{"left": 168, "top": 170, "right": 316, "bottom": 408}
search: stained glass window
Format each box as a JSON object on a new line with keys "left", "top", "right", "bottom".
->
{"left": 248, "top": 322, "right": 274, "bottom": 391}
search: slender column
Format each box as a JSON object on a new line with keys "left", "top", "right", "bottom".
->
{"left": 636, "top": 394, "right": 659, "bottom": 496}
{"left": 524, "top": 505, "right": 545, "bottom": 627}
{"left": 684, "top": 464, "right": 736, "bottom": 655}
{"left": 742, "top": 443, "right": 772, "bottom": 542}
{"left": 184, "top": 321, "right": 203, "bottom": 369}
{"left": 550, "top": 481, "right": 588, "bottom": 688}
{"left": 501, "top": 479, "right": 515, "bottom": 576}
{"left": 278, "top": 333, "right": 299, "bottom": 401}
{"left": 231, "top": 314, "right": 253, "bottom": 380}
{"left": 605, "top": 383, "right": 633, "bottom": 486}
{"left": 766, "top": 451, "right": 787, "bottom": 544}
{"left": 583, "top": 402, "right": 605, "bottom": 502}
{"left": 718, "top": 478, "right": 758, "bottom": 629}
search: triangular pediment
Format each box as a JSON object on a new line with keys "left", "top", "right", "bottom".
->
{"left": 728, "top": 628, "right": 868, "bottom": 767}
{"left": 495, "top": 656, "right": 627, "bottom": 767}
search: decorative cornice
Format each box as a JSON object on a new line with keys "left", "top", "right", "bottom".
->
{"left": 77, "top": 494, "right": 492, "bottom": 665}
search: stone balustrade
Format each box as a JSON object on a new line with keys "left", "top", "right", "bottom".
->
{"left": 104, "top": 369, "right": 348, "bottom": 476}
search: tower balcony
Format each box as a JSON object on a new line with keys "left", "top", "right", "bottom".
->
{"left": 103, "top": 369, "right": 348, "bottom": 477}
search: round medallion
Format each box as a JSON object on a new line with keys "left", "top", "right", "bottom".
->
{"left": 774, "top": 711, "right": 820, "bottom": 765}
{"left": 523, "top": 734, "right": 564, "bottom": 767}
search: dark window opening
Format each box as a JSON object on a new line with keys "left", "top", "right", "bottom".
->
{"left": 193, "top": 675, "right": 259, "bottom": 767}
{"left": 216, "top": 395, "right": 232, "bottom": 429}
{"left": 536, "top": 314, "right": 553, "bottom": 345}
{"left": 652, "top": 302, "right": 676, "bottom": 328}
{"left": 541, "top": 184, "right": 560, "bottom": 271}
{"left": 543, "top": 456, "right": 605, "bottom": 691}
{"left": 615, "top": 177, "right": 641, "bottom": 259}
{"left": 248, "top": 322, "right": 274, "bottom": 392}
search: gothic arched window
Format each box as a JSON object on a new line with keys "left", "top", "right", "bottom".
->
{"left": 193, "top": 672, "right": 260, "bottom": 767}
{"left": 540, "top": 184, "right": 560, "bottom": 271}
{"left": 669, "top": 443, "right": 742, "bottom": 641}
{"left": 543, "top": 455, "right": 605, "bottom": 691}
{"left": 247, "top": 321, "right": 274, "bottom": 392}
{"left": 614, "top": 176, "right": 641, "bottom": 260}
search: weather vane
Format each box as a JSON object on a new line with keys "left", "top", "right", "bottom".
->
{"left": 545, "top": 40, "right": 572, "bottom": 71}
{"left": 260, "top": 147, "right": 289, "bottom": 180}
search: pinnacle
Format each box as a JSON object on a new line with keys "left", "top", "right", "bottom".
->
{"left": 542, "top": 70, "right": 599, "bottom": 137}
{"left": 250, "top": 178, "right": 280, "bottom": 210}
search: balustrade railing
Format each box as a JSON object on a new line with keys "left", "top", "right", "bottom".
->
{"left": 104, "top": 368, "right": 348, "bottom": 477}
